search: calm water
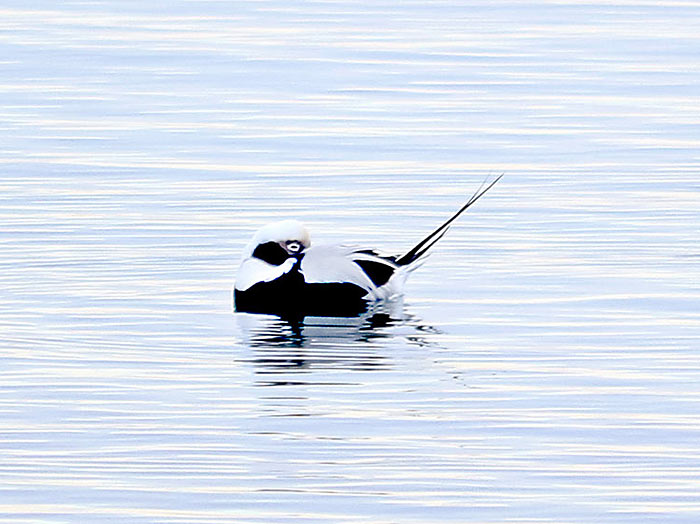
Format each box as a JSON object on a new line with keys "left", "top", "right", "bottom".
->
{"left": 2, "top": 1, "right": 700, "bottom": 523}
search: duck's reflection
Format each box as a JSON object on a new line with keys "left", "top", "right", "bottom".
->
{"left": 236, "top": 300, "right": 438, "bottom": 381}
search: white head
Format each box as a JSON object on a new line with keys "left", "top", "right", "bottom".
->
{"left": 244, "top": 219, "right": 311, "bottom": 261}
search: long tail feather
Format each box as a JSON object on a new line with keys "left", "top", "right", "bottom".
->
{"left": 395, "top": 174, "right": 503, "bottom": 266}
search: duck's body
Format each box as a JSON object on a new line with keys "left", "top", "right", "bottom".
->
{"left": 234, "top": 176, "right": 501, "bottom": 317}
{"left": 235, "top": 241, "right": 408, "bottom": 316}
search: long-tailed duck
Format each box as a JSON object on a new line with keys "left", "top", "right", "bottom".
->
{"left": 234, "top": 175, "right": 502, "bottom": 317}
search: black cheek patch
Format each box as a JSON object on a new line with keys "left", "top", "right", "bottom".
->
{"left": 252, "top": 242, "right": 290, "bottom": 266}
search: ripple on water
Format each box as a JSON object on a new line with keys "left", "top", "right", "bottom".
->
{"left": 2, "top": 1, "right": 700, "bottom": 523}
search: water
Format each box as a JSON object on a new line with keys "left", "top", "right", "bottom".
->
{"left": 2, "top": 1, "right": 700, "bottom": 522}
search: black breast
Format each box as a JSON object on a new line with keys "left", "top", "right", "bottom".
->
{"left": 234, "top": 270, "right": 369, "bottom": 318}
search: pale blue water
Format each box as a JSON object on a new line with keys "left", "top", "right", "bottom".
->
{"left": 1, "top": 2, "right": 700, "bottom": 523}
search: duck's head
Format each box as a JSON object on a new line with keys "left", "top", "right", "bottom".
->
{"left": 245, "top": 220, "right": 311, "bottom": 265}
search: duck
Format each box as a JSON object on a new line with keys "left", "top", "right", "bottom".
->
{"left": 234, "top": 175, "right": 502, "bottom": 317}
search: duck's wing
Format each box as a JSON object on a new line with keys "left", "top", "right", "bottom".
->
{"left": 347, "top": 249, "right": 400, "bottom": 287}
{"left": 300, "top": 245, "right": 399, "bottom": 297}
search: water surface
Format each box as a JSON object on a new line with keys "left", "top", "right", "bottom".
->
{"left": 1, "top": 1, "right": 700, "bottom": 523}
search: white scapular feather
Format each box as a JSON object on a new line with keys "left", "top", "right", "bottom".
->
{"left": 300, "top": 245, "right": 378, "bottom": 293}
{"left": 300, "top": 245, "right": 412, "bottom": 301}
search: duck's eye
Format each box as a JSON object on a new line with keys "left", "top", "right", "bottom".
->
{"left": 286, "top": 240, "right": 302, "bottom": 253}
